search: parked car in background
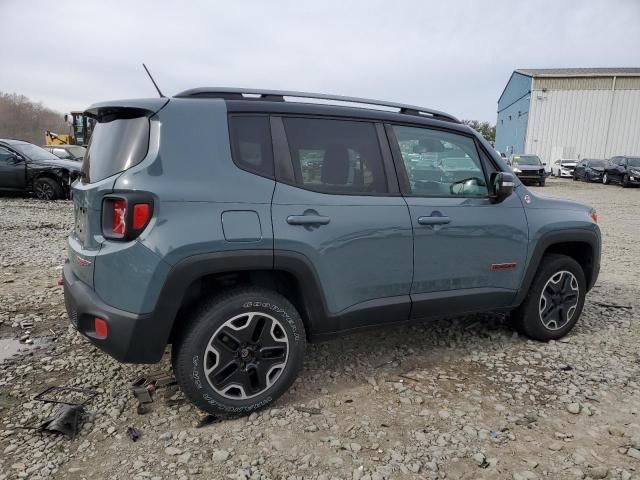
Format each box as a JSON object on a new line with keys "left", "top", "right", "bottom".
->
{"left": 573, "top": 159, "right": 606, "bottom": 183}
{"left": 63, "top": 88, "right": 600, "bottom": 416}
{"left": 551, "top": 159, "right": 577, "bottom": 178}
{"left": 0, "top": 139, "right": 81, "bottom": 200}
{"left": 510, "top": 154, "right": 546, "bottom": 186}
{"left": 42, "top": 145, "right": 86, "bottom": 162}
{"left": 603, "top": 156, "right": 640, "bottom": 187}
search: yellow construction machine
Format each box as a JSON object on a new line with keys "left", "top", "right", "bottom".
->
{"left": 45, "top": 111, "right": 94, "bottom": 146}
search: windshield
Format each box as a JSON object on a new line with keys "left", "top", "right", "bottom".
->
{"left": 561, "top": 160, "right": 576, "bottom": 165}
{"left": 13, "top": 143, "right": 61, "bottom": 161}
{"left": 588, "top": 160, "right": 605, "bottom": 167}
{"left": 628, "top": 157, "right": 640, "bottom": 167}
{"left": 514, "top": 155, "right": 541, "bottom": 166}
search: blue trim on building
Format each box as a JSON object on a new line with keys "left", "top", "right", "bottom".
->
{"left": 495, "top": 72, "right": 532, "bottom": 155}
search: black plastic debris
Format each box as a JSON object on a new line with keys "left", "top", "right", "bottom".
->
{"left": 127, "top": 426, "right": 142, "bottom": 442}
{"left": 39, "top": 404, "right": 84, "bottom": 440}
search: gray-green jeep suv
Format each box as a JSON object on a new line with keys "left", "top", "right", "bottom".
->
{"left": 63, "top": 88, "right": 601, "bottom": 415}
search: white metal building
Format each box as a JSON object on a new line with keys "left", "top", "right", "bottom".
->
{"left": 495, "top": 68, "right": 640, "bottom": 166}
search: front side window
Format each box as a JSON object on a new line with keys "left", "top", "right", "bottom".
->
{"left": 228, "top": 116, "right": 274, "bottom": 178}
{"left": 0, "top": 146, "right": 14, "bottom": 164}
{"left": 392, "top": 125, "right": 488, "bottom": 197}
{"left": 283, "top": 118, "right": 386, "bottom": 194}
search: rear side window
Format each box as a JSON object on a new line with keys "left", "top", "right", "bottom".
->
{"left": 228, "top": 116, "right": 274, "bottom": 178}
{"left": 282, "top": 117, "right": 387, "bottom": 194}
{"left": 83, "top": 116, "right": 149, "bottom": 183}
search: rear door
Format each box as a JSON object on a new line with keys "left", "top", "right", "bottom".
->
{"left": 271, "top": 116, "right": 413, "bottom": 334}
{"left": 387, "top": 124, "right": 528, "bottom": 319}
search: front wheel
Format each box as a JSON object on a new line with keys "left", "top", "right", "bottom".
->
{"left": 539, "top": 179, "right": 545, "bottom": 187}
{"left": 173, "top": 288, "right": 306, "bottom": 416}
{"left": 33, "top": 177, "right": 63, "bottom": 200}
{"left": 511, "top": 254, "right": 586, "bottom": 341}
{"left": 603, "top": 172, "right": 610, "bottom": 185}
{"left": 622, "top": 175, "right": 630, "bottom": 188}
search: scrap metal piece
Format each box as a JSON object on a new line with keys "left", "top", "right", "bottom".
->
{"left": 35, "top": 386, "right": 98, "bottom": 406}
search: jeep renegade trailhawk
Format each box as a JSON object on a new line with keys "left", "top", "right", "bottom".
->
{"left": 64, "top": 88, "right": 601, "bottom": 415}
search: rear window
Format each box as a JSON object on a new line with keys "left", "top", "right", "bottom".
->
{"left": 82, "top": 116, "right": 149, "bottom": 183}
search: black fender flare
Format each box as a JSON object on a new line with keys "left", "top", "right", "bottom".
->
{"left": 147, "top": 249, "right": 329, "bottom": 360}
{"left": 513, "top": 228, "right": 601, "bottom": 306}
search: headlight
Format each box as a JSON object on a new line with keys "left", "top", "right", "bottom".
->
{"left": 512, "top": 167, "right": 522, "bottom": 173}
{"left": 630, "top": 169, "right": 640, "bottom": 176}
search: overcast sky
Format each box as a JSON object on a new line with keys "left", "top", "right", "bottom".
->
{"left": 2, "top": 0, "right": 639, "bottom": 122}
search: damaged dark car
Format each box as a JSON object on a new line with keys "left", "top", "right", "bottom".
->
{"left": 0, "top": 139, "right": 81, "bottom": 200}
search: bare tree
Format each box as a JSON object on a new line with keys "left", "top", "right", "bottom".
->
{"left": 0, "top": 92, "right": 69, "bottom": 145}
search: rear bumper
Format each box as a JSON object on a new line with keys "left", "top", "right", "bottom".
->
{"left": 63, "top": 261, "right": 164, "bottom": 363}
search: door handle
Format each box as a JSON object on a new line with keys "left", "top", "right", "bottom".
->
{"left": 287, "top": 215, "right": 331, "bottom": 226}
{"left": 418, "top": 215, "right": 451, "bottom": 226}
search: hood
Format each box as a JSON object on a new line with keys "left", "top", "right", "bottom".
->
{"left": 31, "top": 158, "right": 81, "bottom": 170}
{"left": 523, "top": 188, "right": 593, "bottom": 212}
{"left": 588, "top": 166, "right": 604, "bottom": 172}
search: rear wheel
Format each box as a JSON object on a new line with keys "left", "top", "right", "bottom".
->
{"left": 34, "top": 177, "right": 63, "bottom": 200}
{"left": 603, "top": 172, "right": 610, "bottom": 185}
{"left": 173, "top": 288, "right": 306, "bottom": 415}
{"left": 511, "top": 254, "right": 586, "bottom": 341}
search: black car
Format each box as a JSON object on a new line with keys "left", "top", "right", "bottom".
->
{"left": 42, "top": 145, "right": 86, "bottom": 162}
{"left": 510, "top": 154, "right": 546, "bottom": 186}
{"left": 603, "top": 156, "right": 640, "bottom": 187}
{"left": 0, "top": 139, "right": 81, "bottom": 200}
{"left": 573, "top": 159, "right": 606, "bottom": 183}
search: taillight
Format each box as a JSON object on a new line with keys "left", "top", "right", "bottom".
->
{"left": 102, "top": 194, "right": 154, "bottom": 240}
{"left": 112, "top": 199, "right": 126, "bottom": 235}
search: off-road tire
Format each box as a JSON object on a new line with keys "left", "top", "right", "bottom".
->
{"left": 511, "top": 254, "right": 586, "bottom": 341}
{"left": 34, "top": 177, "right": 63, "bottom": 200}
{"left": 173, "top": 288, "right": 306, "bottom": 416}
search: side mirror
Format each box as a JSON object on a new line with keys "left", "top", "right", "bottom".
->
{"left": 490, "top": 172, "right": 514, "bottom": 203}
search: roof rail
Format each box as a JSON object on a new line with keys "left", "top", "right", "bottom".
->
{"left": 174, "top": 87, "right": 460, "bottom": 123}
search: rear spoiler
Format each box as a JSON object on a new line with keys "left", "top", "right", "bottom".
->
{"left": 84, "top": 98, "right": 169, "bottom": 122}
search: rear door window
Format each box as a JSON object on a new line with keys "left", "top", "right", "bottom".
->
{"left": 83, "top": 116, "right": 149, "bottom": 183}
{"left": 228, "top": 116, "right": 274, "bottom": 178}
{"left": 282, "top": 117, "right": 387, "bottom": 194}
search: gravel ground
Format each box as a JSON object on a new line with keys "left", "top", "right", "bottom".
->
{"left": 1, "top": 178, "right": 639, "bottom": 480}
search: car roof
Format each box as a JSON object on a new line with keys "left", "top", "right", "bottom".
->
{"left": 0, "top": 139, "right": 29, "bottom": 145}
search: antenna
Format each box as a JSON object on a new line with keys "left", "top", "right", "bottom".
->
{"left": 142, "top": 63, "right": 165, "bottom": 98}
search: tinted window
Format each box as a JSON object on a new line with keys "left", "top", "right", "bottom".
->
{"left": 392, "top": 125, "right": 488, "bottom": 197}
{"left": 0, "top": 146, "right": 14, "bottom": 164}
{"left": 588, "top": 160, "right": 605, "bottom": 167}
{"left": 283, "top": 118, "right": 386, "bottom": 194}
{"left": 229, "top": 116, "right": 274, "bottom": 178}
{"left": 83, "top": 116, "right": 149, "bottom": 183}
{"left": 628, "top": 158, "right": 640, "bottom": 167}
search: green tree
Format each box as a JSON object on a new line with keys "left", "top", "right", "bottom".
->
{"left": 462, "top": 120, "right": 496, "bottom": 143}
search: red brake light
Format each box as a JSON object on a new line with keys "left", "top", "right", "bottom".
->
{"left": 112, "top": 199, "right": 126, "bottom": 235}
{"left": 94, "top": 317, "right": 108, "bottom": 339}
{"left": 132, "top": 203, "right": 151, "bottom": 229}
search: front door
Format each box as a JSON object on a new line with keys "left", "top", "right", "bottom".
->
{"left": 387, "top": 124, "right": 529, "bottom": 319}
{"left": 0, "top": 147, "right": 25, "bottom": 189}
{"left": 271, "top": 117, "right": 413, "bottom": 334}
